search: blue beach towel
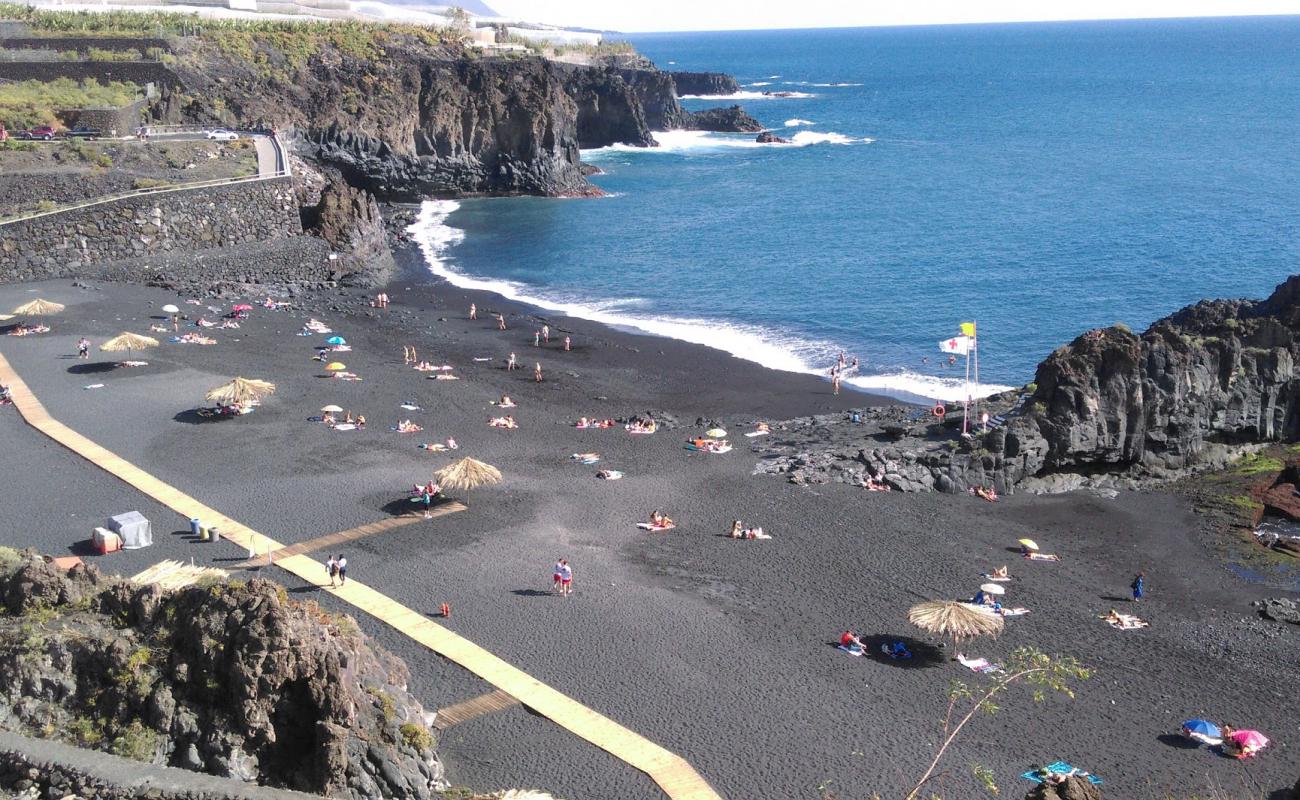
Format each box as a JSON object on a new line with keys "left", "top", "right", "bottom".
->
{"left": 1020, "top": 761, "right": 1102, "bottom": 785}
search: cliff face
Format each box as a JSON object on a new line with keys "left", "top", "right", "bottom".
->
{"left": 561, "top": 65, "right": 657, "bottom": 149}
{"left": 670, "top": 71, "right": 741, "bottom": 96}
{"left": 0, "top": 552, "right": 442, "bottom": 799}
{"left": 1000, "top": 276, "right": 1300, "bottom": 481}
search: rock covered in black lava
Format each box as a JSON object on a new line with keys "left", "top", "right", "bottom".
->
{"left": 304, "top": 174, "right": 396, "bottom": 286}
{"left": 669, "top": 71, "right": 741, "bottom": 96}
{"left": 0, "top": 550, "right": 442, "bottom": 799}
{"left": 755, "top": 130, "right": 791, "bottom": 144}
{"left": 682, "top": 105, "right": 764, "bottom": 133}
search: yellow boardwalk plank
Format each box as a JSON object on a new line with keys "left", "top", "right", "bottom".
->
{"left": 0, "top": 350, "right": 722, "bottom": 800}
{"left": 432, "top": 689, "right": 521, "bottom": 730}
{"left": 231, "top": 504, "right": 464, "bottom": 569}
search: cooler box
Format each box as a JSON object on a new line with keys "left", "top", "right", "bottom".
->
{"left": 109, "top": 511, "right": 152, "bottom": 550}
{"left": 92, "top": 527, "right": 122, "bottom": 554}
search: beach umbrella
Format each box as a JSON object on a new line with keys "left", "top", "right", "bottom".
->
{"left": 99, "top": 332, "right": 159, "bottom": 360}
{"left": 1228, "top": 729, "right": 1269, "bottom": 751}
{"left": 433, "top": 457, "right": 503, "bottom": 493}
{"left": 908, "top": 600, "right": 1004, "bottom": 642}
{"left": 205, "top": 377, "right": 275, "bottom": 407}
{"left": 161, "top": 303, "right": 180, "bottom": 314}
{"left": 979, "top": 583, "right": 1006, "bottom": 596}
{"left": 706, "top": 428, "right": 727, "bottom": 438}
{"left": 325, "top": 361, "right": 346, "bottom": 372}
{"left": 11, "top": 298, "right": 65, "bottom": 317}
{"left": 326, "top": 336, "right": 346, "bottom": 345}
{"left": 320, "top": 404, "right": 344, "bottom": 413}
{"left": 1018, "top": 538, "right": 1039, "bottom": 551}
{"left": 1181, "top": 720, "right": 1222, "bottom": 745}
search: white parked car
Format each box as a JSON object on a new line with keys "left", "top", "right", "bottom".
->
{"left": 205, "top": 129, "right": 239, "bottom": 141}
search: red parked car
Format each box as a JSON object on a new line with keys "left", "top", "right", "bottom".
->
{"left": 18, "top": 125, "right": 59, "bottom": 141}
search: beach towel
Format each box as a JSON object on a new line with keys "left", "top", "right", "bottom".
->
{"left": 597, "top": 470, "right": 623, "bottom": 480}
{"left": 837, "top": 644, "right": 865, "bottom": 657}
{"left": 333, "top": 424, "right": 356, "bottom": 431}
{"left": 998, "top": 607, "right": 1031, "bottom": 617}
{"left": 391, "top": 425, "right": 423, "bottom": 433}
{"left": 627, "top": 427, "right": 656, "bottom": 435}
{"left": 744, "top": 430, "right": 771, "bottom": 437}
{"left": 957, "top": 654, "right": 1004, "bottom": 674}
{"left": 400, "top": 404, "right": 422, "bottom": 411}
{"left": 571, "top": 454, "right": 600, "bottom": 464}
{"left": 432, "top": 375, "right": 459, "bottom": 381}
{"left": 473, "top": 357, "right": 493, "bottom": 362}
{"left": 636, "top": 522, "right": 675, "bottom": 531}
{"left": 1025, "top": 552, "right": 1061, "bottom": 561}
{"left": 418, "top": 443, "right": 448, "bottom": 451}
{"left": 684, "top": 443, "right": 732, "bottom": 453}
{"left": 83, "top": 384, "right": 104, "bottom": 390}
{"left": 1020, "top": 761, "right": 1102, "bottom": 785}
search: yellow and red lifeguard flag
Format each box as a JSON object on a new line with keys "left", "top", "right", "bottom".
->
{"left": 960, "top": 321, "right": 977, "bottom": 337}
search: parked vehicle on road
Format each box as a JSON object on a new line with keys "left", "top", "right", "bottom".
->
{"left": 205, "top": 129, "right": 239, "bottom": 141}
{"left": 17, "top": 126, "right": 59, "bottom": 141}
{"left": 66, "top": 127, "right": 102, "bottom": 139}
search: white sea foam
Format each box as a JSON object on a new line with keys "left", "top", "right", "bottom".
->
{"left": 582, "top": 129, "right": 871, "bottom": 157}
{"left": 748, "top": 81, "right": 772, "bottom": 87}
{"left": 783, "top": 81, "right": 865, "bottom": 87}
{"left": 407, "top": 202, "right": 1009, "bottom": 404}
{"left": 766, "top": 74, "right": 781, "bottom": 79}
{"left": 677, "top": 90, "right": 814, "bottom": 100}
{"left": 784, "top": 118, "right": 815, "bottom": 126}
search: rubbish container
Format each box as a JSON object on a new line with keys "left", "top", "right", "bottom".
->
{"left": 209, "top": 526, "right": 221, "bottom": 543}
{"left": 190, "top": 518, "right": 201, "bottom": 537}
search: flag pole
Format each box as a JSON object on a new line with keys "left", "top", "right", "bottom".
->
{"left": 963, "top": 330, "right": 971, "bottom": 435}
{"left": 973, "top": 321, "right": 980, "bottom": 432}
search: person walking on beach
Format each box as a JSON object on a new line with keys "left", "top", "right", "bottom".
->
{"left": 533, "top": 330, "right": 540, "bottom": 347}
{"left": 507, "top": 352, "right": 517, "bottom": 371}
{"left": 495, "top": 313, "right": 506, "bottom": 331}
{"left": 558, "top": 559, "right": 573, "bottom": 597}
{"left": 535, "top": 363, "right": 543, "bottom": 383}
{"left": 564, "top": 335, "right": 571, "bottom": 352}
{"left": 542, "top": 324, "right": 550, "bottom": 344}
{"left": 336, "top": 554, "right": 348, "bottom": 586}
{"left": 171, "top": 313, "right": 180, "bottom": 333}
{"left": 1131, "top": 571, "right": 1146, "bottom": 602}
{"left": 553, "top": 559, "right": 565, "bottom": 593}
{"left": 469, "top": 303, "right": 477, "bottom": 320}
{"left": 77, "top": 337, "right": 90, "bottom": 359}
{"left": 832, "top": 372, "right": 841, "bottom": 396}
{"left": 326, "top": 555, "right": 339, "bottom": 587}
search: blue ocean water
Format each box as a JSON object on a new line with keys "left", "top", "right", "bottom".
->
{"left": 411, "top": 17, "right": 1300, "bottom": 401}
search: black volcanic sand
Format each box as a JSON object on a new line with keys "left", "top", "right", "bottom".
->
{"left": 0, "top": 264, "right": 1296, "bottom": 800}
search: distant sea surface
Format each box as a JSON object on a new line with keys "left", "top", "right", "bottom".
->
{"left": 411, "top": 17, "right": 1300, "bottom": 401}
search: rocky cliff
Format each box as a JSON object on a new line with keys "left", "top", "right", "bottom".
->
{"left": 0, "top": 550, "right": 442, "bottom": 799}
{"left": 682, "top": 105, "right": 763, "bottom": 133}
{"left": 669, "top": 71, "right": 741, "bottom": 97}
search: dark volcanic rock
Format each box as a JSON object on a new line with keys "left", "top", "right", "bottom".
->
{"left": 0, "top": 551, "right": 442, "bottom": 799}
{"left": 303, "top": 174, "right": 395, "bottom": 286}
{"left": 670, "top": 70, "right": 741, "bottom": 96}
{"left": 1256, "top": 597, "right": 1300, "bottom": 625}
{"left": 756, "top": 130, "right": 791, "bottom": 144}
{"left": 1024, "top": 775, "right": 1102, "bottom": 800}
{"left": 682, "top": 105, "right": 764, "bottom": 133}
{"left": 560, "top": 65, "right": 657, "bottom": 149}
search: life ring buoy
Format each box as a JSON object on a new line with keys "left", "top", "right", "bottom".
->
{"left": 932, "top": 404, "right": 946, "bottom": 418}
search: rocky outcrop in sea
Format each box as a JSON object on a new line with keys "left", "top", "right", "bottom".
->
{"left": 0, "top": 550, "right": 442, "bottom": 799}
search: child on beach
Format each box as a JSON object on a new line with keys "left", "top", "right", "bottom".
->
{"left": 77, "top": 337, "right": 90, "bottom": 359}
{"left": 1132, "top": 571, "right": 1146, "bottom": 602}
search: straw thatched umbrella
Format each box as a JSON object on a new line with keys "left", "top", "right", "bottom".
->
{"left": 11, "top": 299, "right": 65, "bottom": 317}
{"left": 205, "top": 377, "right": 276, "bottom": 408}
{"left": 433, "top": 457, "right": 502, "bottom": 493}
{"left": 99, "top": 332, "right": 159, "bottom": 360}
{"left": 908, "top": 600, "right": 1004, "bottom": 642}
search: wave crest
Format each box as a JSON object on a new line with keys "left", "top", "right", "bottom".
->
{"left": 678, "top": 90, "right": 814, "bottom": 100}
{"left": 785, "top": 118, "right": 815, "bottom": 126}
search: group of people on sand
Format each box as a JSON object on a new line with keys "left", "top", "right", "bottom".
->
{"left": 322, "top": 410, "right": 366, "bottom": 429}
{"left": 552, "top": 558, "right": 573, "bottom": 597}
{"left": 576, "top": 417, "right": 616, "bottom": 429}
{"left": 371, "top": 293, "right": 390, "bottom": 309}
{"left": 489, "top": 415, "right": 518, "bottom": 429}
{"left": 729, "top": 520, "right": 770, "bottom": 539}
{"left": 827, "top": 352, "right": 859, "bottom": 395}
{"left": 689, "top": 436, "right": 731, "bottom": 452}
{"left": 649, "top": 510, "right": 675, "bottom": 529}
{"left": 972, "top": 485, "right": 999, "bottom": 502}
{"left": 7, "top": 323, "right": 49, "bottom": 336}
{"left": 626, "top": 416, "right": 657, "bottom": 434}
{"left": 861, "top": 475, "right": 891, "bottom": 492}
{"left": 395, "top": 419, "right": 422, "bottom": 434}
{"left": 412, "top": 481, "right": 441, "bottom": 517}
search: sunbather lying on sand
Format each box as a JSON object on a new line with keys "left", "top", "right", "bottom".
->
{"left": 331, "top": 371, "right": 361, "bottom": 381}
{"left": 1024, "top": 552, "right": 1061, "bottom": 561}
{"left": 956, "top": 653, "right": 1004, "bottom": 674}
{"left": 575, "top": 417, "right": 615, "bottom": 429}
{"left": 150, "top": 324, "right": 169, "bottom": 333}
{"left": 394, "top": 420, "right": 423, "bottom": 434}
{"left": 219, "top": 320, "right": 241, "bottom": 329}
{"left": 571, "top": 453, "right": 600, "bottom": 464}
{"left": 8, "top": 324, "right": 50, "bottom": 336}
{"left": 494, "top": 395, "right": 516, "bottom": 408}
{"left": 596, "top": 470, "right": 623, "bottom": 480}
{"left": 985, "top": 565, "right": 1011, "bottom": 580}
{"left": 488, "top": 416, "right": 518, "bottom": 429}
{"left": 626, "top": 417, "right": 657, "bottom": 434}
{"left": 862, "top": 476, "right": 891, "bottom": 492}
{"left": 838, "top": 631, "right": 864, "bottom": 654}
{"left": 412, "top": 361, "right": 436, "bottom": 371}
{"left": 729, "top": 520, "right": 770, "bottom": 539}
{"left": 972, "top": 485, "right": 999, "bottom": 502}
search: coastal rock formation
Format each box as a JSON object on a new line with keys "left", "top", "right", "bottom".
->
{"left": 756, "top": 130, "right": 791, "bottom": 144}
{"left": 303, "top": 174, "right": 396, "bottom": 286}
{"left": 683, "top": 105, "right": 764, "bottom": 133}
{"left": 669, "top": 71, "right": 741, "bottom": 96}
{"left": 757, "top": 275, "right": 1300, "bottom": 495}
{"left": 1256, "top": 597, "right": 1300, "bottom": 625}
{"left": 0, "top": 550, "right": 442, "bottom": 799}
{"left": 1023, "top": 775, "right": 1102, "bottom": 800}
{"left": 560, "top": 65, "right": 657, "bottom": 149}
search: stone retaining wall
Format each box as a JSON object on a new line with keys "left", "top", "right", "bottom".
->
{"left": 0, "top": 177, "right": 303, "bottom": 283}
{"left": 0, "top": 729, "right": 319, "bottom": 800}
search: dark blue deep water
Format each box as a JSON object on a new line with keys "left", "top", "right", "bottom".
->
{"left": 412, "top": 17, "right": 1300, "bottom": 400}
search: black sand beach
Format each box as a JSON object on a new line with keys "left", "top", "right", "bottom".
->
{"left": 1, "top": 256, "right": 1296, "bottom": 799}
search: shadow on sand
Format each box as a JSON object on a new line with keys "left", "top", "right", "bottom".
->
{"left": 67, "top": 361, "right": 120, "bottom": 375}
{"left": 173, "top": 408, "right": 234, "bottom": 425}
{"left": 863, "top": 635, "right": 946, "bottom": 669}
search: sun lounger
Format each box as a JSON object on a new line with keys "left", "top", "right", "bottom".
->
{"left": 1020, "top": 761, "right": 1102, "bottom": 785}
{"left": 957, "top": 654, "right": 1004, "bottom": 674}
{"left": 636, "top": 522, "right": 675, "bottom": 531}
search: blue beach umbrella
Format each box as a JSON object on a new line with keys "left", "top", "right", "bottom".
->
{"left": 326, "top": 336, "right": 346, "bottom": 345}
{"left": 1182, "top": 719, "right": 1222, "bottom": 744}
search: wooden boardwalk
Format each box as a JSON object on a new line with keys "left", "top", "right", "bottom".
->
{"left": 0, "top": 351, "right": 722, "bottom": 800}
{"left": 231, "top": 505, "right": 464, "bottom": 569}
{"left": 433, "top": 689, "right": 521, "bottom": 730}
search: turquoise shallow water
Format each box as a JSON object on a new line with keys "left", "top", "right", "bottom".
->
{"left": 411, "top": 17, "right": 1300, "bottom": 401}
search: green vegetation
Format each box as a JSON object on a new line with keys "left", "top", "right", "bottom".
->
{"left": 1112, "top": 321, "right": 1132, "bottom": 334}
{"left": 1022, "top": 381, "right": 1037, "bottom": 394}
{"left": 1235, "top": 453, "right": 1284, "bottom": 475}
{"left": 1224, "top": 317, "right": 1240, "bottom": 330}
{"left": 60, "top": 137, "right": 112, "bottom": 168}
{"left": 0, "top": 547, "right": 22, "bottom": 578}
{"left": 86, "top": 46, "right": 144, "bottom": 61}
{"left": 0, "top": 139, "right": 38, "bottom": 152}
{"left": 132, "top": 177, "right": 174, "bottom": 190}
{"left": 66, "top": 716, "right": 105, "bottom": 746}
{"left": 0, "top": 77, "right": 140, "bottom": 130}
{"left": 399, "top": 721, "right": 434, "bottom": 751}
{"left": 108, "top": 719, "right": 158, "bottom": 761}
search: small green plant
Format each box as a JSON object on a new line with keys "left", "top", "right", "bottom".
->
{"left": 372, "top": 689, "right": 396, "bottom": 722}
{"left": 0, "top": 547, "right": 23, "bottom": 577}
{"left": 971, "top": 762, "right": 998, "bottom": 795}
{"left": 66, "top": 716, "right": 104, "bottom": 746}
{"left": 1112, "top": 321, "right": 1132, "bottom": 334}
{"left": 1224, "top": 317, "right": 1239, "bottom": 330}
{"left": 1235, "top": 454, "right": 1283, "bottom": 476}
{"left": 35, "top": 200, "right": 57, "bottom": 212}
{"left": 399, "top": 721, "right": 434, "bottom": 751}
{"left": 133, "top": 177, "right": 173, "bottom": 190}
{"left": 108, "top": 720, "right": 158, "bottom": 762}
{"left": 1029, "top": 401, "right": 1047, "bottom": 416}
{"left": 1022, "top": 382, "right": 1037, "bottom": 394}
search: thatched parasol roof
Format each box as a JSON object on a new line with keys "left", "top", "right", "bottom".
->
{"left": 100, "top": 332, "right": 159, "bottom": 353}
{"left": 205, "top": 377, "right": 276, "bottom": 407}
{"left": 908, "top": 600, "right": 1004, "bottom": 642}
{"left": 11, "top": 299, "right": 65, "bottom": 316}
{"left": 433, "top": 457, "right": 502, "bottom": 492}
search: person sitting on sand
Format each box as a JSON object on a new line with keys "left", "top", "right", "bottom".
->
{"left": 650, "top": 510, "right": 674, "bottom": 528}
{"left": 413, "top": 361, "right": 435, "bottom": 372}
{"left": 577, "top": 417, "right": 590, "bottom": 428}
{"left": 446, "top": 437, "right": 458, "bottom": 449}
{"left": 396, "top": 419, "right": 423, "bottom": 433}
{"left": 756, "top": 422, "right": 771, "bottom": 433}
{"left": 989, "top": 565, "right": 1009, "bottom": 580}
{"left": 839, "top": 631, "right": 864, "bottom": 653}
{"left": 344, "top": 411, "right": 354, "bottom": 424}
{"left": 322, "top": 412, "right": 336, "bottom": 427}
{"left": 694, "top": 436, "right": 709, "bottom": 449}
{"left": 498, "top": 395, "right": 515, "bottom": 408}
{"left": 862, "top": 476, "right": 891, "bottom": 492}
{"left": 489, "top": 416, "right": 517, "bottom": 429}
{"left": 356, "top": 415, "right": 366, "bottom": 429}
{"left": 730, "top": 520, "right": 745, "bottom": 539}
{"left": 974, "top": 485, "right": 998, "bottom": 502}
